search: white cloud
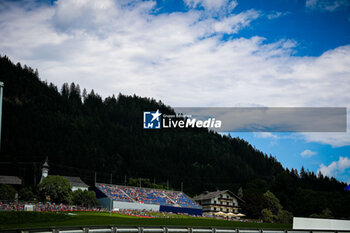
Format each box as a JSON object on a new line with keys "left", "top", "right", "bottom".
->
{"left": 299, "top": 109, "right": 350, "bottom": 148}
{"left": 254, "top": 132, "right": 278, "bottom": 139}
{"left": 52, "top": 0, "right": 120, "bottom": 31}
{"left": 318, "top": 156, "right": 350, "bottom": 177}
{"left": 301, "top": 131, "right": 350, "bottom": 148}
{"left": 213, "top": 10, "right": 259, "bottom": 34}
{"left": 184, "top": 0, "right": 237, "bottom": 13}
{"left": 301, "top": 149, "right": 317, "bottom": 158}
{"left": 0, "top": 0, "right": 349, "bottom": 148}
{"left": 306, "top": 0, "right": 350, "bottom": 12}
{"left": 266, "top": 11, "right": 289, "bottom": 20}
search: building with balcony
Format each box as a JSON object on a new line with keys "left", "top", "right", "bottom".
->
{"left": 193, "top": 190, "right": 244, "bottom": 216}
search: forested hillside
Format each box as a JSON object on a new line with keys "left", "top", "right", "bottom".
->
{"left": 0, "top": 55, "right": 349, "bottom": 219}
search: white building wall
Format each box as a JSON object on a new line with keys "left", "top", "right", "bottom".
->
{"left": 72, "top": 186, "right": 88, "bottom": 191}
{"left": 113, "top": 200, "right": 160, "bottom": 211}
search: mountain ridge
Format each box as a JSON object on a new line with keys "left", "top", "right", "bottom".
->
{"left": 0, "top": 55, "right": 349, "bottom": 218}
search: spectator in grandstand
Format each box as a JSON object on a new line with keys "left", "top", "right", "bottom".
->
{"left": 97, "top": 184, "right": 200, "bottom": 209}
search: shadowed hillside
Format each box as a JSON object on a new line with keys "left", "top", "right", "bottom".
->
{"left": 0, "top": 55, "right": 349, "bottom": 219}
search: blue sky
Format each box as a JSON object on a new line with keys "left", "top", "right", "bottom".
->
{"left": 0, "top": 0, "right": 349, "bottom": 183}
{"left": 229, "top": 132, "right": 350, "bottom": 183}
{"left": 152, "top": 0, "right": 350, "bottom": 56}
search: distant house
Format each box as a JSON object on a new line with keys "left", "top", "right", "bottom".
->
{"left": 194, "top": 190, "right": 244, "bottom": 216}
{"left": 62, "top": 176, "right": 89, "bottom": 191}
{"left": 40, "top": 158, "right": 89, "bottom": 192}
{"left": 0, "top": 175, "right": 22, "bottom": 185}
{"left": 0, "top": 175, "right": 22, "bottom": 200}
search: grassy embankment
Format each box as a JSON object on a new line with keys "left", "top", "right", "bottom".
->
{"left": 0, "top": 211, "right": 291, "bottom": 230}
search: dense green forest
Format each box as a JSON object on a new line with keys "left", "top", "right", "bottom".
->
{"left": 0, "top": 55, "right": 349, "bottom": 219}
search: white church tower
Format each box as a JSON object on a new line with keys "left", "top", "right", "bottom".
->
{"left": 41, "top": 157, "right": 49, "bottom": 182}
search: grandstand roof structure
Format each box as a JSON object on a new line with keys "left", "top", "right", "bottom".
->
{"left": 96, "top": 183, "right": 201, "bottom": 209}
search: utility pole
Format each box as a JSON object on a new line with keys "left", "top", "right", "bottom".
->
{"left": 0, "top": 82, "right": 3, "bottom": 151}
{"left": 33, "top": 163, "right": 36, "bottom": 186}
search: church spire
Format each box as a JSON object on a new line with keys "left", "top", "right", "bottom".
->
{"left": 41, "top": 157, "right": 49, "bottom": 182}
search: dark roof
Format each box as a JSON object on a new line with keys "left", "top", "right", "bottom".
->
{"left": 42, "top": 161, "right": 49, "bottom": 168}
{"left": 62, "top": 176, "right": 89, "bottom": 188}
{"left": 0, "top": 175, "right": 22, "bottom": 185}
{"left": 194, "top": 190, "right": 244, "bottom": 203}
{"left": 42, "top": 157, "right": 49, "bottom": 168}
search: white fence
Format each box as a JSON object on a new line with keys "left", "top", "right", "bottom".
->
{"left": 293, "top": 217, "right": 350, "bottom": 231}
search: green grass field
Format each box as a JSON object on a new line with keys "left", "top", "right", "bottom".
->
{"left": 0, "top": 211, "right": 291, "bottom": 230}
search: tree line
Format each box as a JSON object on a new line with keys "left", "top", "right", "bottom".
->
{"left": 0, "top": 176, "right": 97, "bottom": 208}
{"left": 0, "top": 55, "right": 349, "bottom": 220}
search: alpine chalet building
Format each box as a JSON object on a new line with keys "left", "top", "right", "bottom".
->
{"left": 194, "top": 190, "right": 244, "bottom": 216}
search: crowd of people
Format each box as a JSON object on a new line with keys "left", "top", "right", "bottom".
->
{"left": 98, "top": 183, "right": 131, "bottom": 202}
{"left": 164, "top": 191, "right": 200, "bottom": 209}
{"left": 0, "top": 201, "right": 201, "bottom": 219}
{"left": 97, "top": 184, "right": 200, "bottom": 209}
{"left": 0, "top": 201, "right": 253, "bottom": 222}
{"left": 116, "top": 209, "right": 158, "bottom": 218}
{"left": 0, "top": 201, "right": 106, "bottom": 212}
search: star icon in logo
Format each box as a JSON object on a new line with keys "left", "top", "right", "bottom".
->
{"left": 151, "top": 109, "right": 161, "bottom": 122}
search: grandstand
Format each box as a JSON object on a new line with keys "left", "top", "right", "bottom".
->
{"left": 95, "top": 183, "right": 202, "bottom": 215}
